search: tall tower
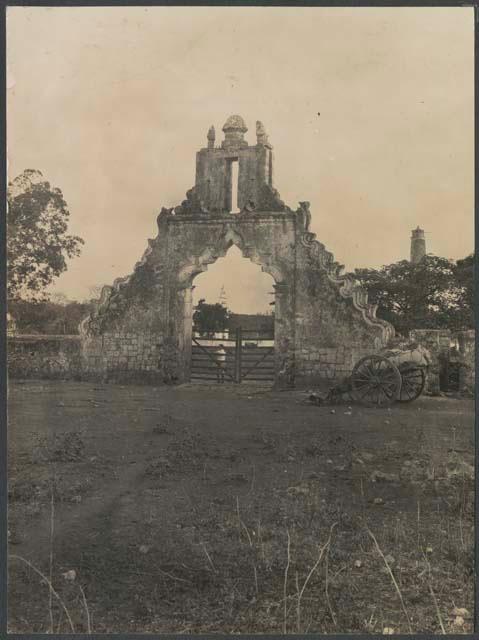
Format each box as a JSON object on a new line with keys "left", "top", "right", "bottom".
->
{"left": 410, "top": 227, "right": 426, "bottom": 264}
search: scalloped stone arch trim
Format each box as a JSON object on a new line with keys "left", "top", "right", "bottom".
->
{"left": 176, "top": 225, "right": 288, "bottom": 289}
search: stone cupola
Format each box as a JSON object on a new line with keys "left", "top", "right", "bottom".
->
{"left": 221, "top": 114, "right": 248, "bottom": 150}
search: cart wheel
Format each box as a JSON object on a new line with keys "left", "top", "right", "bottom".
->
{"left": 351, "top": 355, "right": 402, "bottom": 407}
{"left": 397, "top": 364, "right": 426, "bottom": 402}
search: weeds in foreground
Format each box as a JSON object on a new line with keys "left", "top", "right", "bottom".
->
{"left": 9, "top": 554, "right": 76, "bottom": 632}
{"left": 31, "top": 430, "right": 86, "bottom": 464}
{"left": 9, "top": 486, "right": 91, "bottom": 633}
{"left": 9, "top": 419, "right": 474, "bottom": 634}
{"left": 363, "top": 522, "right": 412, "bottom": 633}
{"left": 292, "top": 522, "right": 337, "bottom": 633}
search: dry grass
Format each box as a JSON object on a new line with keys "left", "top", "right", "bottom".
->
{"left": 8, "top": 381, "right": 474, "bottom": 634}
{"left": 9, "top": 488, "right": 92, "bottom": 634}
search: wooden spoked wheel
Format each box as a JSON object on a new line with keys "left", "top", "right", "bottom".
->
{"left": 397, "top": 363, "right": 426, "bottom": 402}
{"left": 351, "top": 355, "right": 402, "bottom": 407}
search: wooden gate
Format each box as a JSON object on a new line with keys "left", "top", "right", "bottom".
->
{"left": 191, "top": 328, "right": 275, "bottom": 383}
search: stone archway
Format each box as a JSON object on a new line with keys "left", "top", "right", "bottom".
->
{"left": 170, "top": 218, "right": 295, "bottom": 384}
{"left": 80, "top": 116, "right": 394, "bottom": 387}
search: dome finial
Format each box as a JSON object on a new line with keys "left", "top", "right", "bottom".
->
{"left": 222, "top": 114, "right": 248, "bottom": 133}
{"left": 221, "top": 115, "right": 248, "bottom": 150}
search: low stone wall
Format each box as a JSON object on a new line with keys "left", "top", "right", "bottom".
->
{"left": 80, "top": 332, "right": 176, "bottom": 384}
{"left": 7, "top": 332, "right": 179, "bottom": 384}
{"left": 294, "top": 345, "right": 372, "bottom": 388}
{"left": 8, "top": 329, "right": 474, "bottom": 393}
{"left": 299, "top": 328, "right": 475, "bottom": 394}
{"left": 8, "top": 335, "right": 82, "bottom": 380}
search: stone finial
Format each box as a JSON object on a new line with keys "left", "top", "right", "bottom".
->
{"left": 296, "top": 201, "right": 311, "bottom": 231}
{"left": 221, "top": 114, "right": 248, "bottom": 150}
{"left": 256, "top": 120, "right": 269, "bottom": 145}
{"left": 207, "top": 125, "right": 215, "bottom": 149}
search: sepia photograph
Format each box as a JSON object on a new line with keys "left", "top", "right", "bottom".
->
{"left": 6, "top": 4, "right": 475, "bottom": 634}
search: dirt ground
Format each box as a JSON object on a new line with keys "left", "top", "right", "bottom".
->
{"left": 8, "top": 379, "right": 475, "bottom": 634}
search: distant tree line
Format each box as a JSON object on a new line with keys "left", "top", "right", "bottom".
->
{"left": 352, "top": 254, "right": 474, "bottom": 336}
{"left": 8, "top": 298, "right": 94, "bottom": 335}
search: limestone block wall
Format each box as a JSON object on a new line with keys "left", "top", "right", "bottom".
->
{"left": 7, "top": 332, "right": 181, "bottom": 385}
{"left": 7, "top": 335, "right": 82, "bottom": 380}
{"left": 81, "top": 332, "right": 178, "bottom": 384}
{"left": 292, "top": 229, "right": 392, "bottom": 387}
{"left": 292, "top": 345, "right": 374, "bottom": 389}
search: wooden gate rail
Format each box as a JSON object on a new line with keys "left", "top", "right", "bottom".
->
{"left": 191, "top": 337, "right": 236, "bottom": 382}
{"left": 191, "top": 327, "right": 275, "bottom": 383}
{"left": 241, "top": 347, "right": 274, "bottom": 380}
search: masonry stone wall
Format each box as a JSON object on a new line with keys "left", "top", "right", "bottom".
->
{"left": 8, "top": 335, "right": 82, "bottom": 380}
{"left": 80, "top": 332, "right": 177, "bottom": 384}
{"left": 81, "top": 205, "right": 394, "bottom": 388}
{"left": 7, "top": 333, "right": 181, "bottom": 385}
{"left": 292, "top": 346, "right": 374, "bottom": 389}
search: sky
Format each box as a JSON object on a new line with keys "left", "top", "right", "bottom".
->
{"left": 7, "top": 6, "right": 474, "bottom": 313}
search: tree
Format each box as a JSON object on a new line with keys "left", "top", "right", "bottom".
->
{"left": 7, "top": 169, "right": 84, "bottom": 301}
{"left": 193, "top": 299, "right": 229, "bottom": 336}
{"left": 8, "top": 298, "right": 94, "bottom": 335}
{"left": 454, "top": 253, "right": 474, "bottom": 328}
{"left": 352, "top": 255, "right": 473, "bottom": 336}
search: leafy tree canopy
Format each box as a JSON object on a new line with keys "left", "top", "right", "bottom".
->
{"left": 7, "top": 169, "right": 84, "bottom": 301}
{"left": 193, "top": 299, "right": 229, "bottom": 336}
{"left": 455, "top": 253, "right": 474, "bottom": 321}
{"left": 352, "top": 254, "right": 474, "bottom": 336}
{"left": 8, "top": 298, "right": 94, "bottom": 335}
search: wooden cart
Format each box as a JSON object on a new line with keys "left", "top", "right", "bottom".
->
{"left": 350, "top": 352, "right": 427, "bottom": 407}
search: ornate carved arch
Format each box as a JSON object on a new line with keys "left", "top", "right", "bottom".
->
{"left": 176, "top": 223, "right": 287, "bottom": 289}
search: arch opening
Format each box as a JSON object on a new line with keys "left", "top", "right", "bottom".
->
{"left": 183, "top": 245, "right": 278, "bottom": 385}
{"left": 192, "top": 245, "right": 275, "bottom": 315}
